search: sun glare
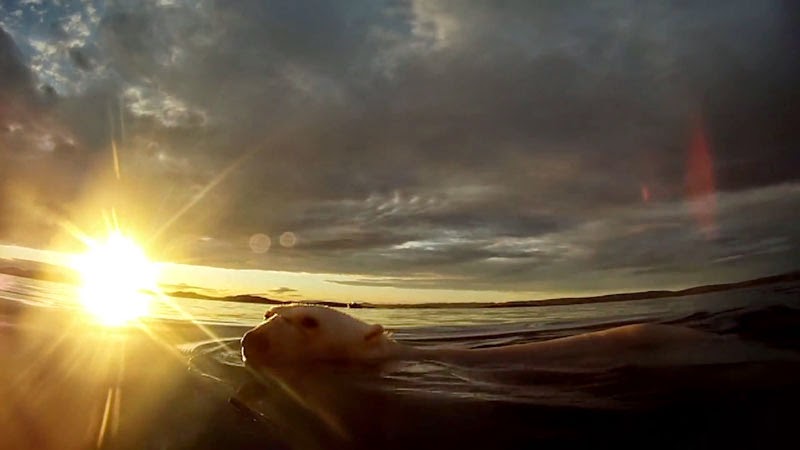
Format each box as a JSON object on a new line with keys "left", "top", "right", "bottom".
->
{"left": 72, "top": 232, "right": 158, "bottom": 326}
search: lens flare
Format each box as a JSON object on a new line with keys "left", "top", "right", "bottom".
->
{"left": 71, "top": 232, "right": 158, "bottom": 326}
{"left": 685, "top": 115, "right": 717, "bottom": 238}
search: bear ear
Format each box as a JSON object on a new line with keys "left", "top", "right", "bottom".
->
{"left": 363, "top": 324, "right": 384, "bottom": 341}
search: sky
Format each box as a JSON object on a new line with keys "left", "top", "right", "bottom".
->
{"left": 0, "top": 0, "right": 798, "bottom": 303}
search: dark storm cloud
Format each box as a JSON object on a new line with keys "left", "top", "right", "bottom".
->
{"left": 319, "top": 184, "right": 800, "bottom": 293}
{"left": 67, "top": 47, "right": 91, "bottom": 71}
{"left": 0, "top": 26, "right": 73, "bottom": 241}
{"left": 0, "top": 27, "right": 35, "bottom": 97}
{"left": 2, "top": 0, "right": 799, "bottom": 294}
{"left": 295, "top": 231, "right": 414, "bottom": 252}
{"left": 0, "top": 26, "right": 29, "bottom": 236}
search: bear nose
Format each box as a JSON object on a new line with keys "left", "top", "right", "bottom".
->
{"left": 241, "top": 330, "right": 269, "bottom": 362}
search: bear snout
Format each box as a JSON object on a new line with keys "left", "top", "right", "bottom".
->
{"left": 241, "top": 330, "right": 270, "bottom": 363}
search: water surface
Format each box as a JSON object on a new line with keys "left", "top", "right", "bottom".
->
{"left": 2, "top": 274, "right": 800, "bottom": 449}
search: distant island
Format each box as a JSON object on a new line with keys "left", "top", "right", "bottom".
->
{"left": 3, "top": 257, "right": 797, "bottom": 309}
{"left": 139, "top": 270, "right": 800, "bottom": 309}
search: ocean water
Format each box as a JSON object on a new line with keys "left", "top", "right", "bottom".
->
{"left": 2, "top": 274, "right": 800, "bottom": 449}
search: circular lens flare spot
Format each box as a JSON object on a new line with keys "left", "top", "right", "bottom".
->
{"left": 279, "top": 231, "right": 296, "bottom": 248}
{"left": 249, "top": 233, "right": 271, "bottom": 253}
{"left": 72, "top": 232, "right": 158, "bottom": 326}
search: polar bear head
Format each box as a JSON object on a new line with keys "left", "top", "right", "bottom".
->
{"left": 241, "top": 305, "right": 396, "bottom": 365}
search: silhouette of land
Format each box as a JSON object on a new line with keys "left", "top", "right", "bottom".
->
{"left": 1, "top": 257, "right": 798, "bottom": 309}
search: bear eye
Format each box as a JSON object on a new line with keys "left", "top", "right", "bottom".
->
{"left": 299, "top": 316, "right": 319, "bottom": 329}
{"left": 264, "top": 311, "right": 275, "bottom": 320}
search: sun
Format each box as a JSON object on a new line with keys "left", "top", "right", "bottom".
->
{"left": 71, "top": 231, "right": 159, "bottom": 326}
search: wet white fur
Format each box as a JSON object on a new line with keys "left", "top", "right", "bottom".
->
{"left": 241, "top": 305, "right": 397, "bottom": 364}
{"left": 241, "top": 304, "right": 751, "bottom": 368}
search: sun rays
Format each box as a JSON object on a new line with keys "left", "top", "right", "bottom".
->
{"left": 5, "top": 99, "right": 256, "bottom": 447}
{"left": 22, "top": 218, "right": 233, "bottom": 448}
{"left": 70, "top": 231, "right": 158, "bottom": 326}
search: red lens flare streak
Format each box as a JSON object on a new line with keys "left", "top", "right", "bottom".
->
{"left": 685, "top": 116, "right": 717, "bottom": 238}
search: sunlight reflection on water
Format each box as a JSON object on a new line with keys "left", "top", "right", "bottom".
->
{"left": 3, "top": 274, "right": 799, "bottom": 333}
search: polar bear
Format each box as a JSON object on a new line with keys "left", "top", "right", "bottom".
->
{"left": 240, "top": 304, "right": 732, "bottom": 368}
{"left": 241, "top": 304, "right": 398, "bottom": 364}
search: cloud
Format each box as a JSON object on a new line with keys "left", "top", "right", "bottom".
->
{"left": 269, "top": 287, "right": 298, "bottom": 295}
{"left": 1, "top": 1, "right": 798, "bottom": 295}
{"left": 0, "top": 27, "right": 36, "bottom": 99}
{"left": 293, "top": 183, "right": 800, "bottom": 293}
{"left": 67, "top": 46, "right": 91, "bottom": 71}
